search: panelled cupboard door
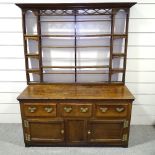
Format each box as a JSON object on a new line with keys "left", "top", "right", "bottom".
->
{"left": 66, "top": 120, "right": 87, "bottom": 145}
{"left": 25, "top": 119, "right": 65, "bottom": 143}
{"left": 87, "top": 120, "right": 126, "bottom": 144}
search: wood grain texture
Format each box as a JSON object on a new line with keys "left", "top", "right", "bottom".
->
{"left": 17, "top": 84, "right": 134, "bottom": 100}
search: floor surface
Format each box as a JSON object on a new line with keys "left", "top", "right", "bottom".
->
{"left": 0, "top": 124, "right": 155, "bottom": 155}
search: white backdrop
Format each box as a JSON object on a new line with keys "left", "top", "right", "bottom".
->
{"left": 0, "top": 0, "right": 155, "bottom": 125}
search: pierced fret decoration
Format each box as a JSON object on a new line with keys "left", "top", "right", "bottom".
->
{"left": 40, "top": 10, "right": 74, "bottom": 16}
{"left": 77, "top": 9, "right": 112, "bottom": 15}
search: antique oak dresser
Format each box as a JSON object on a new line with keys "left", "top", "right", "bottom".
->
{"left": 16, "top": 3, "right": 136, "bottom": 147}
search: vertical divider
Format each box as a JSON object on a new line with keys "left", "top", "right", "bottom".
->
{"left": 36, "top": 10, "right": 43, "bottom": 83}
{"left": 122, "top": 9, "right": 130, "bottom": 84}
{"left": 109, "top": 9, "right": 115, "bottom": 83}
{"left": 74, "top": 9, "right": 77, "bottom": 83}
{"left": 22, "top": 10, "right": 30, "bottom": 84}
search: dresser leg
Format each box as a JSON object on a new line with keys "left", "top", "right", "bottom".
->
{"left": 123, "top": 143, "right": 128, "bottom": 148}
{"left": 25, "top": 143, "right": 30, "bottom": 147}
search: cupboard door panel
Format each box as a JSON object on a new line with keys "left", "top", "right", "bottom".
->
{"left": 88, "top": 120, "right": 125, "bottom": 143}
{"left": 66, "top": 120, "right": 87, "bottom": 144}
{"left": 26, "top": 119, "right": 64, "bottom": 143}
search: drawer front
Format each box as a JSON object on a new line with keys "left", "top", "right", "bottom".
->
{"left": 95, "top": 103, "right": 128, "bottom": 118}
{"left": 23, "top": 103, "right": 56, "bottom": 117}
{"left": 60, "top": 103, "right": 92, "bottom": 117}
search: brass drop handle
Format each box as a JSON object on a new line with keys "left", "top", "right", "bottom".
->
{"left": 28, "top": 106, "right": 37, "bottom": 113}
{"left": 100, "top": 107, "right": 108, "bottom": 113}
{"left": 88, "top": 130, "right": 91, "bottom": 135}
{"left": 64, "top": 107, "right": 72, "bottom": 113}
{"left": 61, "top": 129, "right": 64, "bottom": 134}
{"left": 80, "top": 107, "right": 88, "bottom": 113}
{"left": 116, "top": 107, "right": 125, "bottom": 112}
{"left": 44, "top": 107, "right": 53, "bottom": 113}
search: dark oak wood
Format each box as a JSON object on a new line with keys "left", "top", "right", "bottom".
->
{"left": 17, "top": 84, "right": 134, "bottom": 100}
{"left": 16, "top": 3, "right": 136, "bottom": 9}
{"left": 16, "top": 3, "right": 136, "bottom": 147}
{"left": 18, "top": 84, "right": 133, "bottom": 147}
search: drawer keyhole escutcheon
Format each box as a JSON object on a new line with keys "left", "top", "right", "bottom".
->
{"left": 100, "top": 107, "right": 108, "bottom": 113}
{"left": 28, "top": 107, "right": 37, "bottom": 113}
{"left": 64, "top": 107, "right": 72, "bottom": 113}
{"left": 61, "top": 129, "right": 64, "bottom": 134}
{"left": 116, "top": 107, "right": 125, "bottom": 112}
{"left": 44, "top": 107, "right": 53, "bottom": 113}
{"left": 80, "top": 107, "right": 88, "bottom": 113}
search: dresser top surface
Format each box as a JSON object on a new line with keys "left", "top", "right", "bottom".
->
{"left": 17, "top": 84, "right": 134, "bottom": 100}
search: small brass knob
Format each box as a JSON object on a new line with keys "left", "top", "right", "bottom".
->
{"left": 64, "top": 107, "right": 72, "bottom": 113}
{"left": 61, "top": 129, "right": 64, "bottom": 134}
{"left": 116, "top": 107, "right": 125, "bottom": 113}
{"left": 100, "top": 107, "right": 108, "bottom": 113}
{"left": 80, "top": 107, "right": 88, "bottom": 113}
{"left": 88, "top": 130, "right": 91, "bottom": 135}
{"left": 44, "top": 107, "right": 53, "bottom": 113}
{"left": 28, "top": 106, "right": 37, "bottom": 113}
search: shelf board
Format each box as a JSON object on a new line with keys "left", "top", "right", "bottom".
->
{"left": 26, "top": 53, "right": 39, "bottom": 58}
{"left": 43, "top": 72, "right": 109, "bottom": 74}
{"left": 42, "top": 65, "right": 109, "bottom": 69}
{"left": 24, "top": 35, "right": 39, "bottom": 41}
{"left": 111, "top": 68, "right": 124, "bottom": 73}
{"left": 27, "top": 69, "right": 40, "bottom": 74}
{"left": 24, "top": 34, "right": 126, "bottom": 38}
{"left": 40, "top": 19, "right": 111, "bottom": 22}
{"left": 41, "top": 34, "right": 126, "bottom": 38}
{"left": 42, "top": 45, "right": 110, "bottom": 48}
{"left": 112, "top": 53, "right": 125, "bottom": 58}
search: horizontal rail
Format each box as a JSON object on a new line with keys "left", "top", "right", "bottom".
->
{"left": 40, "top": 19, "right": 111, "bottom": 22}
{"left": 42, "top": 65, "right": 110, "bottom": 68}
{"left": 24, "top": 34, "right": 127, "bottom": 38}
{"left": 42, "top": 45, "right": 110, "bottom": 48}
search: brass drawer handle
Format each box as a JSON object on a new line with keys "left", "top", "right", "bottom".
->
{"left": 61, "top": 129, "right": 64, "bottom": 134}
{"left": 28, "top": 106, "right": 37, "bottom": 113}
{"left": 116, "top": 107, "right": 125, "bottom": 112}
{"left": 100, "top": 107, "right": 108, "bottom": 113}
{"left": 44, "top": 107, "right": 53, "bottom": 113}
{"left": 88, "top": 130, "right": 91, "bottom": 135}
{"left": 64, "top": 107, "right": 72, "bottom": 113}
{"left": 80, "top": 107, "right": 88, "bottom": 113}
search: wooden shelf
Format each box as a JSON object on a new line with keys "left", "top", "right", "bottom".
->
{"left": 42, "top": 65, "right": 109, "bottom": 69}
{"left": 112, "top": 53, "right": 125, "bottom": 58}
{"left": 42, "top": 45, "right": 110, "bottom": 48}
{"left": 26, "top": 53, "right": 39, "bottom": 58}
{"left": 44, "top": 72, "right": 109, "bottom": 74}
{"left": 27, "top": 69, "right": 40, "bottom": 74}
{"left": 111, "top": 68, "right": 124, "bottom": 73}
{"left": 24, "top": 35, "right": 39, "bottom": 41}
{"left": 24, "top": 34, "right": 126, "bottom": 38}
{"left": 40, "top": 19, "right": 111, "bottom": 22}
